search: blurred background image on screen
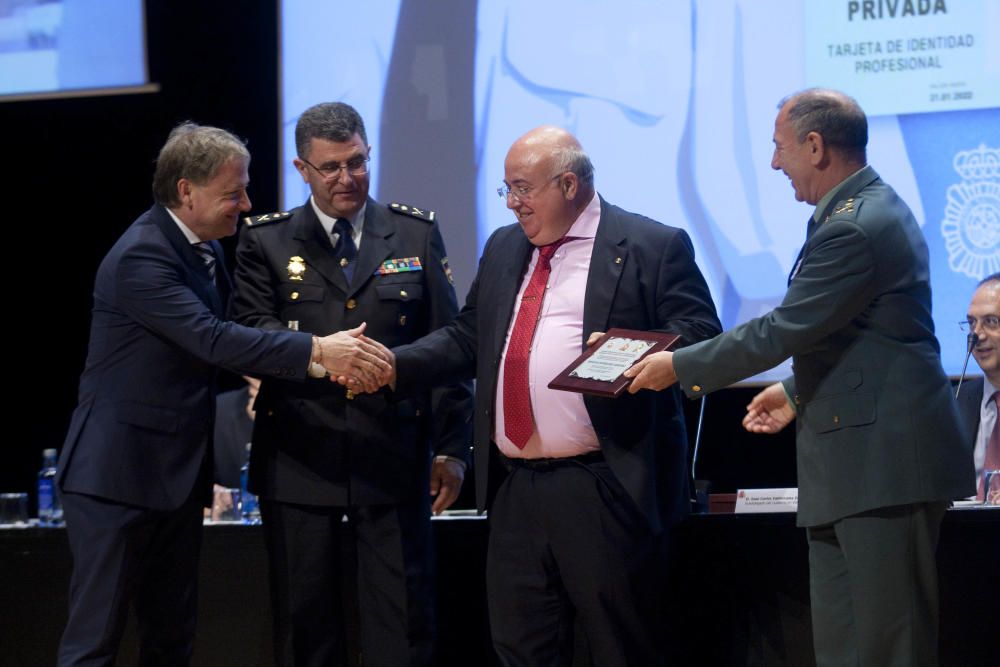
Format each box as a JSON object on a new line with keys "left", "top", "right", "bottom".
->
{"left": 0, "top": 0, "right": 147, "bottom": 98}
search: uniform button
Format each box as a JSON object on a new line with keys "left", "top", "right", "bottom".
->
{"left": 398, "top": 315, "right": 407, "bottom": 326}
{"left": 400, "top": 289, "right": 408, "bottom": 299}
{"left": 833, "top": 415, "right": 840, "bottom": 424}
{"left": 346, "top": 389, "right": 354, "bottom": 400}
{"left": 290, "top": 291, "right": 299, "bottom": 300}
{"left": 692, "top": 385, "right": 702, "bottom": 392}
{"left": 346, "top": 298, "right": 358, "bottom": 310}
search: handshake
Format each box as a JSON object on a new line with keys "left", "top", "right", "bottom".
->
{"left": 310, "top": 323, "right": 396, "bottom": 392}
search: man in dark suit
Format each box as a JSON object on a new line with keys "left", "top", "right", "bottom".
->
{"left": 956, "top": 273, "right": 1000, "bottom": 502}
{"left": 230, "top": 102, "right": 472, "bottom": 667}
{"left": 625, "top": 89, "right": 975, "bottom": 666}
{"left": 56, "top": 123, "right": 390, "bottom": 666}
{"left": 386, "top": 125, "right": 720, "bottom": 664}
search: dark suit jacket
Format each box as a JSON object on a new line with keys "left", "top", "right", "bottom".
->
{"left": 58, "top": 205, "right": 311, "bottom": 511}
{"left": 231, "top": 198, "right": 472, "bottom": 506}
{"left": 956, "top": 375, "right": 984, "bottom": 461}
{"left": 395, "top": 197, "right": 721, "bottom": 532}
{"left": 674, "top": 166, "right": 975, "bottom": 526}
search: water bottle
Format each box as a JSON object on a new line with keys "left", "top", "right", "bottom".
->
{"left": 37, "top": 448, "right": 63, "bottom": 527}
{"left": 240, "top": 443, "right": 260, "bottom": 524}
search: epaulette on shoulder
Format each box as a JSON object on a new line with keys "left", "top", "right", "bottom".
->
{"left": 389, "top": 202, "right": 436, "bottom": 223}
{"left": 825, "top": 197, "right": 862, "bottom": 222}
{"left": 243, "top": 211, "right": 292, "bottom": 227}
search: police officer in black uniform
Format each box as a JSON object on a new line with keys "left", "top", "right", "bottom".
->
{"left": 231, "top": 102, "right": 472, "bottom": 667}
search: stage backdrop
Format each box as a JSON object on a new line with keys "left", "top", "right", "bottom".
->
{"left": 280, "top": 0, "right": 1000, "bottom": 380}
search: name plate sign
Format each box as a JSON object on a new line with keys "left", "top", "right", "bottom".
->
{"left": 734, "top": 488, "right": 799, "bottom": 514}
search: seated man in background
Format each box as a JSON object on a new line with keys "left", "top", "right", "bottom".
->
{"left": 213, "top": 375, "right": 260, "bottom": 489}
{"left": 205, "top": 375, "right": 261, "bottom": 521}
{"left": 956, "top": 273, "right": 1000, "bottom": 502}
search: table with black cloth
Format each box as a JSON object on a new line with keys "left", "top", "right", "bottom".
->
{"left": 1, "top": 509, "right": 995, "bottom": 666}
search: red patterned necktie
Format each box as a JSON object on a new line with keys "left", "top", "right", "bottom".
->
{"left": 978, "top": 391, "right": 1000, "bottom": 501}
{"left": 503, "top": 239, "right": 566, "bottom": 448}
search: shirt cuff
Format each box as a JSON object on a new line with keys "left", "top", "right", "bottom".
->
{"left": 780, "top": 381, "right": 798, "bottom": 415}
{"left": 307, "top": 362, "right": 328, "bottom": 378}
{"left": 434, "top": 454, "right": 467, "bottom": 470}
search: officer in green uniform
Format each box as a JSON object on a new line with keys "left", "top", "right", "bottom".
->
{"left": 623, "top": 89, "right": 973, "bottom": 667}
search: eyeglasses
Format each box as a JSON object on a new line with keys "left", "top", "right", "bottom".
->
{"left": 497, "top": 174, "right": 564, "bottom": 203}
{"left": 301, "top": 155, "right": 370, "bottom": 180}
{"left": 959, "top": 315, "right": 1000, "bottom": 332}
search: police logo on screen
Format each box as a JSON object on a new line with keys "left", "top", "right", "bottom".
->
{"left": 941, "top": 144, "right": 1000, "bottom": 280}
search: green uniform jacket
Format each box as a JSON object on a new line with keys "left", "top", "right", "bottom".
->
{"left": 674, "top": 166, "right": 974, "bottom": 526}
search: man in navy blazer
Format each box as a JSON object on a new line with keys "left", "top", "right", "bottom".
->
{"left": 56, "top": 123, "right": 390, "bottom": 666}
{"left": 389, "top": 126, "right": 720, "bottom": 664}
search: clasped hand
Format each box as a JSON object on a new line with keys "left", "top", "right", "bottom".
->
{"left": 315, "top": 323, "right": 394, "bottom": 392}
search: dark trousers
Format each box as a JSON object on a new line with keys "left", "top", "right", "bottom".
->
{"left": 807, "top": 501, "right": 948, "bottom": 667}
{"left": 260, "top": 498, "right": 435, "bottom": 667}
{"left": 58, "top": 490, "right": 203, "bottom": 667}
{"left": 486, "top": 459, "right": 668, "bottom": 667}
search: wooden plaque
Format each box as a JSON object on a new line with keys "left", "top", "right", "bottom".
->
{"left": 547, "top": 328, "right": 680, "bottom": 398}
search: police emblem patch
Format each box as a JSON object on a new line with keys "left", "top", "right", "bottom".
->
{"left": 941, "top": 144, "right": 1000, "bottom": 280}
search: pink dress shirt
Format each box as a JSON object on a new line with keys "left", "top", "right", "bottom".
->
{"left": 494, "top": 193, "right": 602, "bottom": 459}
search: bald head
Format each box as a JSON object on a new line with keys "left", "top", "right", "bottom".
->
{"left": 503, "top": 126, "right": 596, "bottom": 245}
{"left": 780, "top": 88, "right": 868, "bottom": 165}
{"left": 771, "top": 88, "right": 869, "bottom": 204}
{"left": 509, "top": 126, "right": 594, "bottom": 183}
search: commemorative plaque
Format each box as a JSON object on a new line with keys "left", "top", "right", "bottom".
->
{"left": 547, "top": 328, "right": 680, "bottom": 397}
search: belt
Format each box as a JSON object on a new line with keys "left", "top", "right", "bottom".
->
{"left": 499, "top": 450, "right": 604, "bottom": 473}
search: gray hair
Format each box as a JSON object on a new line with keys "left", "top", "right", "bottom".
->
{"left": 553, "top": 144, "right": 595, "bottom": 188}
{"left": 152, "top": 122, "right": 250, "bottom": 207}
{"left": 295, "top": 102, "right": 368, "bottom": 159}
{"left": 780, "top": 89, "right": 868, "bottom": 164}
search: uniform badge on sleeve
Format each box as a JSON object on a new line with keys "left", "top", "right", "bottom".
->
{"left": 287, "top": 256, "right": 307, "bottom": 281}
{"left": 441, "top": 257, "right": 454, "bottom": 285}
{"left": 374, "top": 257, "right": 423, "bottom": 275}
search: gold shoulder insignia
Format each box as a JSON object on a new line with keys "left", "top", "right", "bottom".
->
{"left": 824, "top": 197, "right": 860, "bottom": 223}
{"left": 831, "top": 198, "right": 856, "bottom": 215}
{"left": 389, "top": 202, "right": 436, "bottom": 222}
{"left": 831, "top": 197, "right": 856, "bottom": 215}
{"left": 243, "top": 211, "right": 292, "bottom": 227}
